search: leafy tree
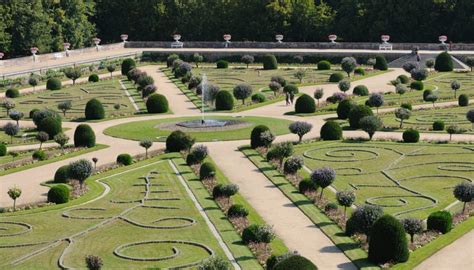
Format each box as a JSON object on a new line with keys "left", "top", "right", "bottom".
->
{"left": 204, "top": 84, "right": 220, "bottom": 106}
{"left": 92, "top": 157, "right": 98, "bottom": 169}
{"left": 233, "top": 84, "right": 252, "bottom": 105}
{"left": 425, "top": 58, "right": 435, "bottom": 71}
{"left": 395, "top": 108, "right": 411, "bottom": 128}
{"left": 268, "top": 142, "right": 293, "bottom": 168}
{"left": 424, "top": 93, "right": 439, "bottom": 108}
{"left": 283, "top": 156, "right": 304, "bottom": 176}
{"left": 288, "top": 121, "right": 312, "bottom": 143}
{"left": 4, "top": 122, "right": 19, "bottom": 143}
{"left": 313, "top": 88, "right": 324, "bottom": 105}
{"left": 410, "top": 68, "right": 429, "bottom": 81}
{"left": 198, "top": 256, "right": 229, "bottom": 270}
{"left": 106, "top": 64, "right": 116, "bottom": 77}
{"left": 341, "top": 57, "right": 357, "bottom": 77}
{"left": 311, "top": 167, "right": 336, "bottom": 199}
{"left": 36, "top": 131, "right": 49, "bottom": 149}
{"left": 453, "top": 182, "right": 474, "bottom": 214}
{"left": 395, "top": 84, "right": 408, "bottom": 101}
{"left": 401, "top": 218, "right": 424, "bottom": 243}
{"left": 64, "top": 68, "right": 82, "bottom": 85}
{"left": 9, "top": 111, "right": 24, "bottom": 127}
{"left": 54, "top": 133, "right": 69, "bottom": 149}
{"left": 450, "top": 80, "right": 461, "bottom": 98}
{"left": 259, "top": 130, "right": 275, "bottom": 149}
{"left": 57, "top": 101, "right": 72, "bottom": 117}
{"left": 270, "top": 76, "right": 286, "bottom": 87}
{"left": 28, "top": 76, "right": 39, "bottom": 90}
{"left": 69, "top": 159, "right": 93, "bottom": 188}
{"left": 7, "top": 186, "right": 21, "bottom": 212}
{"left": 192, "top": 53, "right": 204, "bottom": 68}
{"left": 467, "top": 109, "right": 474, "bottom": 129}
{"left": 338, "top": 79, "right": 351, "bottom": 93}
{"left": 294, "top": 69, "right": 306, "bottom": 83}
{"left": 466, "top": 57, "right": 474, "bottom": 72}
{"left": 268, "top": 81, "right": 281, "bottom": 96}
{"left": 241, "top": 55, "right": 254, "bottom": 68}
{"left": 348, "top": 204, "right": 384, "bottom": 237}
{"left": 367, "top": 93, "right": 384, "bottom": 113}
{"left": 336, "top": 190, "right": 355, "bottom": 220}
{"left": 359, "top": 116, "right": 382, "bottom": 140}
{"left": 139, "top": 139, "right": 153, "bottom": 158}
{"left": 446, "top": 125, "right": 463, "bottom": 141}
{"left": 2, "top": 99, "right": 16, "bottom": 117}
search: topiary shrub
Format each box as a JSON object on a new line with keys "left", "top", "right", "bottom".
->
{"left": 146, "top": 93, "right": 169, "bottom": 113}
{"left": 427, "top": 211, "right": 452, "bottom": 234}
{"left": 5, "top": 88, "right": 20, "bottom": 98}
{"left": 374, "top": 55, "right": 388, "bottom": 70}
{"left": 433, "top": 121, "right": 445, "bottom": 131}
{"left": 74, "top": 124, "right": 96, "bottom": 148}
{"left": 458, "top": 94, "right": 469, "bottom": 107}
{"left": 317, "top": 60, "right": 331, "bottom": 70}
{"left": 410, "top": 81, "right": 424, "bottom": 91}
{"left": 215, "top": 91, "right": 234, "bottom": 111}
{"left": 32, "top": 150, "right": 47, "bottom": 161}
{"left": 353, "top": 85, "right": 369, "bottom": 96}
{"left": 434, "top": 52, "right": 453, "bottom": 72}
{"left": 47, "top": 184, "right": 70, "bottom": 204}
{"left": 250, "top": 125, "right": 270, "bottom": 149}
{"left": 242, "top": 224, "right": 275, "bottom": 244}
{"left": 348, "top": 105, "right": 373, "bottom": 129}
{"left": 199, "top": 162, "right": 216, "bottom": 180}
{"left": 354, "top": 67, "right": 365, "bottom": 76}
{"left": 38, "top": 116, "right": 62, "bottom": 138}
{"left": 166, "top": 54, "right": 179, "bottom": 68}
{"left": 329, "top": 72, "right": 344, "bottom": 82}
{"left": 251, "top": 93, "right": 266, "bottom": 103}
{"left": 216, "top": 60, "right": 229, "bottom": 69}
{"left": 54, "top": 165, "right": 70, "bottom": 183}
{"left": 320, "top": 121, "right": 343, "bottom": 140}
{"left": 295, "top": 94, "right": 316, "bottom": 114}
{"left": 166, "top": 130, "right": 195, "bottom": 152}
{"left": 0, "top": 144, "right": 6, "bottom": 156}
{"left": 262, "top": 54, "right": 278, "bottom": 70}
{"left": 397, "top": 75, "right": 409, "bottom": 84}
{"left": 116, "top": 153, "right": 133, "bottom": 165}
{"left": 325, "top": 202, "right": 339, "bottom": 212}
{"left": 46, "top": 78, "right": 62, "bottom": 90}
{"left": 402, "top": 129, "right": 420, "bottom": 143}
{"left": 227, "top": 204, "right": 249, "bottom": 218}
{"left": 368, "top": 215, "right": 409, "bottom": 264}
{"left": 29, "top": 109, "right": 39, "bottom": 119}
{"left": 88, "top": 74, "right": 99, "bottom": 82}
{"left": 121, "top": 58, "right": 136, "bottom": 75}
{"left": 274, "top": 255, "right": 318, "bottom": 270}
{"left": 299, "top": 179, "right": 317, "bottom": 194}
{"left": 85, "top": 98, "right": 105, "bottom": 120}
{"left": 400, "top": 103, "right": 412, "bottom": 111}
{"left": 423, "top": 89, "right": 433, "bottom": 101}
{"left": 337, "top": 99, "right": 355, "bottom": 119}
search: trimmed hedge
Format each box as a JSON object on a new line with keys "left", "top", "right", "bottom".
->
{"left": 0, "top": 144, "right": 6, "bottom": 156}
{"left": 166, "top": 54, "right": 179, "bottom": 68}
{"left": 85, "top": 98, "right": 105, "bottom": 120}
{"left": 47, "top": 184, "right": 70, "bottom": 204}
{"left": 299, "top": 179, "right": 317, "bottom": 193}
{"left": 427, "top": 211, "right": 452, "bottom": 234}
{"left": 374, "top": 55, "right": 388, "bottom": 70}
{"left": 295, "top": 94, "right": 316, "bottom": 114}
{"left": 262, "top": 54, "right": 278, "bottom": 70}
{"left": 353, "top": 85, "right": 369, "bottom": 96}
{"left": 5, "top": 88, "right": 20, "bottom": 98}
{"left": 402, "top": 129, "right": 420, "bottom": 143}
{"left": 368, "top": 215, "right": 409, "bottom": 264}
{"left": 317, "top": 60, "right": 331, "bottom": 70}
{"left": 433, "top": 121, "right": 445, "bottom": 131}
{"left": 434, "top": 52, "right": 453, "bottom": 72}
{"left": 74, "top": 124, "right": 96, "bottom": 148}
{"left": 274, "top": 255, "right": 318, "bottom": 270}
{"left": 410, "top": 81, "right": 424, "bottom": 90}
{"left": 329, "top": 72, "right": 344, "bottom": 82}
{"left": 121, "top": 58, "right": 136, "bottom": 75}
{"left": 250, "top": 125, "right": 270, "bottom": 149}
{"left": 400, "top": 103, "right": 412, "bottom": 111}
{"left": 38, "top": 116, "right": 62, "bottom": 137}
{"left": 166, "top": 130, "right": 195, "bottom": 152}
{"left": 320, "top": 121, "right": 342, "bottom": 140}
{"left": 46, "top": 78, "right": 62, "bottom": 90}
{"left": 354, "top": 67, "right": 365, "bottom": 75}
{"left": 215, "top": 91, "right": 234, "bottom": 111}
{"left": 116, "top": 153, "right": 133, "bottom": 165}
{"left": 146, "top": 94, "right": 169, "bottom": 113}
{"left": 88, "top": 74, "right": 99, "bottom": 82}
{"left": 216, "top": 60, "right": 229, "bottom": 69}
{"left": 32, "top": 150, "right": 47, "bottom": 161}
{"left": 337, "top": 99, "right": 355, "bottom": 119}
{"left": 251, "top": 93, "right": 266, "bottom": 103}
{"left": 54, "top": 165, "right": 70, "bottom": 183}
{"left": 397, "top": 75, "right": 409, "bottom": 84}
{"left": 348, "top": 105, "right": 373, "bottom": 128}
{"left": 227, "top": 204, "right": 249, "bottom": 218}
{"left": 199, "top": 162, "right": 216, "bottom": 180}
{"left": 458, "top": 94, "right": 469, "bottom": 107}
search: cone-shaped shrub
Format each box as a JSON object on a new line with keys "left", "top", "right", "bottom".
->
{"left": 85, "top": 98, "right": 105, "bottom": 120}
{"left": 74, "top": 124, "right": 96, "bottom": 148}
{"left": 368, "top": 215, "right": 409, "bottom": 264}
{"left": 250, "top": 125, "right": 270, "bottom": 149}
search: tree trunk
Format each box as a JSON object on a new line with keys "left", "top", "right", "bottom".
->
{"left": 39, "top": 142, "right": 42, "bottom": 150}
{"left": 462, "top": 202, "right": 466, "bottom": 214}
{"left": 410, "top": 234, "right": 414, "bottom": 243}
{"left": 399, "top": 120, "right": 403, "bottom": 129}
{"left": 298, "top": 135, "right": 302, "bottom": 143}
{"left": 343, "top": 206, "right": 347, "bottom": 220}
{"left": 320, "top": 188, "right": 324, "bottom": 199}
{"left": 13, "top": 199, "right": 16, "bottom": 212}
{"left": 145, "top": 149, "right": 148, "bottom": 158}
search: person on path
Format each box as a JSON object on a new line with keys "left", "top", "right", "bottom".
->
{"left": 285, "top": 93, "right": 290, "bottom": 106}
{"left": 290, "top": 92, "right": 295, "bottom": 104}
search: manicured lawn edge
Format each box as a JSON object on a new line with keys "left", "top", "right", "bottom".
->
{"left": 240, "top": 146, "right": 379, "bottom": 270}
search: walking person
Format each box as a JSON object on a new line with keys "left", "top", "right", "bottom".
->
{"left": 290, "top": 92, "right": 295, "bottom": 105}
{"left": 285, "top": 93, "right": 290, "bottom": 106}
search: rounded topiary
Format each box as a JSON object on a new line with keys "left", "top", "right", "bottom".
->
{"left": 329, "top": 72, "right": 344, "bottom": 83}
{"left": 166, "top": 130, "right": 194, "bottom": 152}
{"left": 227, "top": 204, "right": 249, "bottom": 218}
{"left": 299, "top": 179, "right": 317, "bottom": 194}
{"left": 186, "top": 152, "right": 199, "bottom": 165}
{"left": 166, "top": 54, "right": 179, "bottom": 68}
{"left": 368, "top": 215, "right": 409, "bottom": 264}
{"left": 400, "top": 103, "right": 412, "bottom": 111}
{"left": 320, "top": 121, "right": 343, "bottom": 140}
{"left": 88, "top": 74, "right": 99, "bottom": 82}
{"left": 274, "top": 255, "right": 317, "bottom": 270}
{"left": 353, "top": 85, "right": 369, "bottom": 96}
{"left": 250, "top": 125, "right": 270, "bottom": 149}
{"left": 434, "top": 52, "right": 453, "bottom": 72}
{"left": 295, "top": 94, "right": 316, "bottom": 114}
{"left": 423, "top": 89, "right": 433, "bottom": 101}
{"left": 38, "top": 116, "right": 62, "bottom": 138}
{"left": 5, "top": 88, "right": 20, "bottom": 98}
{"left": 74, "top": 124, "right": 96, "bottom": 148}
{"left": 402, "top": 129, "right": 420, "bottom": 143}
{"left": 54, "top": 165, "right": 70, "bottom": 183}
{"left": 146, "top": 94, "right": 169, "bottom": 113}
{"left": 85, "top": 98, "right": 105, "bottom": 120}
{"left": 121, "top": 58, "right": 136, "bottom": 75}
{"left": 116, "top": 153, "right": 133, "bottom": 165}
{"left": 241, "top": 224, "right": 259, "bottom": 244}
{"left": 215, "top": 91, "right": 234, "bottom": 111}
{"left": 199, "top": 162, "right": 216, "bottom": 180}
{"left": 32, "top": 150, "right": 47, "bottom": 161}
{"left": 262, "top": 54, "right": 278, "bottom": 70}
{"left": 433, "top": 121, "right": 445, "bottom": 131}
{"left": 458, "top": 94, "right": 469, "bottom": 107}
{"left": 374, "top": 55, "right": 388, "bottom": 70}
{"left": 216, "top": 60, "right": 229, "bottom": 69}
{"left": 354, "top": 67, "right": 365, "bottom": 76}
{"left": 317, "top": 60, "right": 331, "bottom": 70}
{"left": 29, "top": 109, "right": 39, "bottom": 119}
{"left": 47, "top": 184, "right": 70, "bottom": 204}
{"left": 337, "top": 99, "right": 355, "bottom": 119}
{"left": 410, "top": 81, "right": 424, "bottom": 91}
{"left": 348, "top": 105, "right": 373, "bottom": 129}
{"left": 397, "top": 75, "right": 410, "bottom": 84}
{"left": 0, "top": 144, "right": 6, "bottom": 156}
{"left": 251, "top": 93, "right": 266, "bottom": 103}
{"left": 46, "top": 78, "right": 62, "bottom": 90}
{"left": 427, "top": 211, "right": 452, "bottom": 234}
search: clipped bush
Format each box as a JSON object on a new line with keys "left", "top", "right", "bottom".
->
{"left": 262, "top": 54, "right": 278, "bottom": 70}
{"left": 116, "top": 153, "right": 133, "bottom": 165}
{"left": 166, "top": 54, "right": 179, "bottom": 68}
{"left": 227, "top": 204, "right": 249, "bottom": 218}
{"left": 242, "top": 224, "right": 275, "bottom": 244}
{"left": 374, "top": 55, "right": 388, "bottom": 70}
{"left": 250, "top": 92, "right": 265, "bottom": 103}
{"left": 329, "top": 72, "right": 344, "bottom": 82}
{"left": 347, "top": 204, "right": 384, "bottom": 236}
{"left": 216, "top": 60, "right": 229, "bottom": 69}
{"left": 85, "top": 98, "right": 105, "bottom": 120}
{"left": 348, "top": 105, "right": 373, "bottom": 129}
{"left": 317, "top": 60, "right": 331, "bottom": 70}
{"left": 368, "top": 215, "right": 409, "bottom": 264}
{"left": 121, "top": 58, "right": 136, "bottom": 75}
{"left": 29, "top": 109, "right": 39, "bottom": 119}
{"left": 88, "top": 74, "right": 99, "bottom": 82}
{"left": 433, "top": 121, "right": 445, "bottom": 131}
{"left": 402, "top": 129, "right": 420, "bottom": 143}
{"left": 47, "top": 184, "right": 70, "bottom": 204}
{"left": 295, "top": 94, "right": 316, "bottom": 114}
{"left": 250, "top": 125, "right": 270, "bottom": 149}
{"left": 423, "top": 89, "right": 433, "bottom": 101}
{"left": 5, "top": 88, "right": 20, "bottom": 98}
{"left": 46, "top": 78, "right": 62, "bottom": 90}
{"left": 0, "top": 144, "right": 6, "bottom": 156}
{"left": 200, "top": 162, "right": 216, "bottom": 180}
{"left": 458, "top": 94, "right": 469, "bottom": 107}
{"left": 325, "top": 202, "right": 339, "bottom": 212}
{"left": 32, "top": 150, "right": 47, "bottom": 161}
{"left": 353, "top": 85, "right": 369, "bottom": 96}
{"left": 54, "top": 165, "right": 70, "bottom": 183}
{"left": 299, "top": 179, "right": 317, "bottom": 194}
{"left": 397, "top": 75, "right": 409, "bottom": 84}
{"left": 273, "top": 255, "right": 317, "bottom": 270}
{"left": 427, "top": 211, "right": 452, "bottom": 234}
{"left": 38, "top": 116, "right": 62, "bottom": 138}
{"left": 146, "top": 93, "right": 169, "bottom": 113}
{"left": 320, "top": 121, "right": 342, "bottom": 140}
{"left": 400, "top": 103, "right": 412, "bottom": 111}
{"left": 74, "top": 124, "right": 96, "bottom": 148}
{"left": 215, "top": 91, "right": 234, "bottom": 111}
{"left": 166, "top": 130, "right": 195, "bottom": 152}
{"left": 337, "top": 99, "right": 355, "bottom": 119}
{"left": 354, "top": 67, "right": 365, "bottom": 75}
{"left": 434, "top": 52, "right": 453, "bottom": 72}
{"left": 410, "top": 81, "right": 424, "bottom": 90}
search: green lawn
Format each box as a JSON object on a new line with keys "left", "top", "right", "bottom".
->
{"left": 0, "top": 127, "right": 71, "bottom": 146}
{"left": 0, "top": 154, "right": 261, "bottom": 269}
{"left": 104, "top": 116, "right": 293, "bottom": 142}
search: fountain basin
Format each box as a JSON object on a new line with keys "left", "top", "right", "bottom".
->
{"left": 177, "top": 119, "right": 241, "bottom": 128}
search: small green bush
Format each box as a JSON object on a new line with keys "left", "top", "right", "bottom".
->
{"left": 251, "top": 93, "right": 266, "bottom": 103}
{"left": 274, "top": 255, "right": 317, "bottom": 270}
{"left": 329, "top": 72, "right": 344, "bottom": 82}
{"left": 295, "top": 94, "right": 316, "bottom": 114}
{"left": 85, "top": 98, "right": 105, "bottom": 120}
{"left": 88, "top": 74, "right": 99, "bottom": 82}
{"left": 199, "top": 162, "right": 216, "bottom": 180}
{"left": 5, "top": 88, "right": 20, "bottom": 98}
{"left": 354, "top": 67, "right": 365, "bottom": 75}
{"left": 47, "top": 184, "right": 70, "bottom": 204}
{"left": 433, "top": 121, "right": 445, "bottom": 131}
{"left": 320, "top": 121, "right": 342, "bottom": 140}
{"left": 299, "top": 179, "right": 317, "bottom": 193}
{"left": 427, "top": 211, "right": 452, "bottom": 234}
{"left": 227, "top": 204, "right": 249, "bottom": 218}
{"left": 216, "top": 60, "right": 229, "bottom": 69}
{"left": 215, "top": 91, "right": 234, "bottom": 111}
{"left": 250, "top": 125, "right": 270, "bottom": 149}
{"left": 400, "top": 103, "right": 412, "bottom": 111}
{"left": 0, "top": 144, "right": 6, "bottom": 156}
{"left": 410, "top": 81, "right": 424, "bottom": 90}
{"left": 186, "top": 152, "right": 199, "bottom": 165}
{"left": 317, "top": 60, "right": 331, "bottom": 70}
{"left": 262, "top": 54, "right": 278, "bottom": 70}
{"left": 46, "top": 78, "right": 62, "bottom": 90}
{"left": 374, "top": 55, "right": 388, "bottom": 70}
{"left": 116, "top": 153, "right": 133, "bottom": 165}
{"left": 166, "top": 130, "right": 195, "bottom": 152}
{"left": 348, "top": 105, "right": 373, "bottom": 129}
{"left": 337, "top": 99, "right": 355, "bottom": 119}
{"left": 54, "top": 165, "right": 70, "bottom": 183}
{"left": 458, "top": 94, "right": 469, "bottom": 107}
{"left": 397, "top": 75, "right": 410, "bottom": 84}
{"left": 121, "top": 58, "right": 136, "bottom": 75}
{"left": 423, "top": 89, "right": 433, "bottom": 101}
{"left": 353, "top": 85, "right": 369, "bottom": 96}
{"left": 38, "top": 116, "right": 62, "bottom": 138}
{"left": 166, "top": 54, "right": 179, "bottom": 68}
{"left": 146, "top": 94, "right": 169, "bottom": 113}
{"left": 402, "top": 129, "right": 420, "bottom": 143}
{"left": 74, "top": 124, "right": 96, "bottom": 148}
{"left": 434, "top": 52, "right": 453, "bottom": 72}
{"left": 29, "top": 109, "right": 39, "bottom": 119}
{"left": 325, "top": 202, "right": 339, "bottom": 212}
{"left": 368, "top": 215, "right": 409, "bottom": 264}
